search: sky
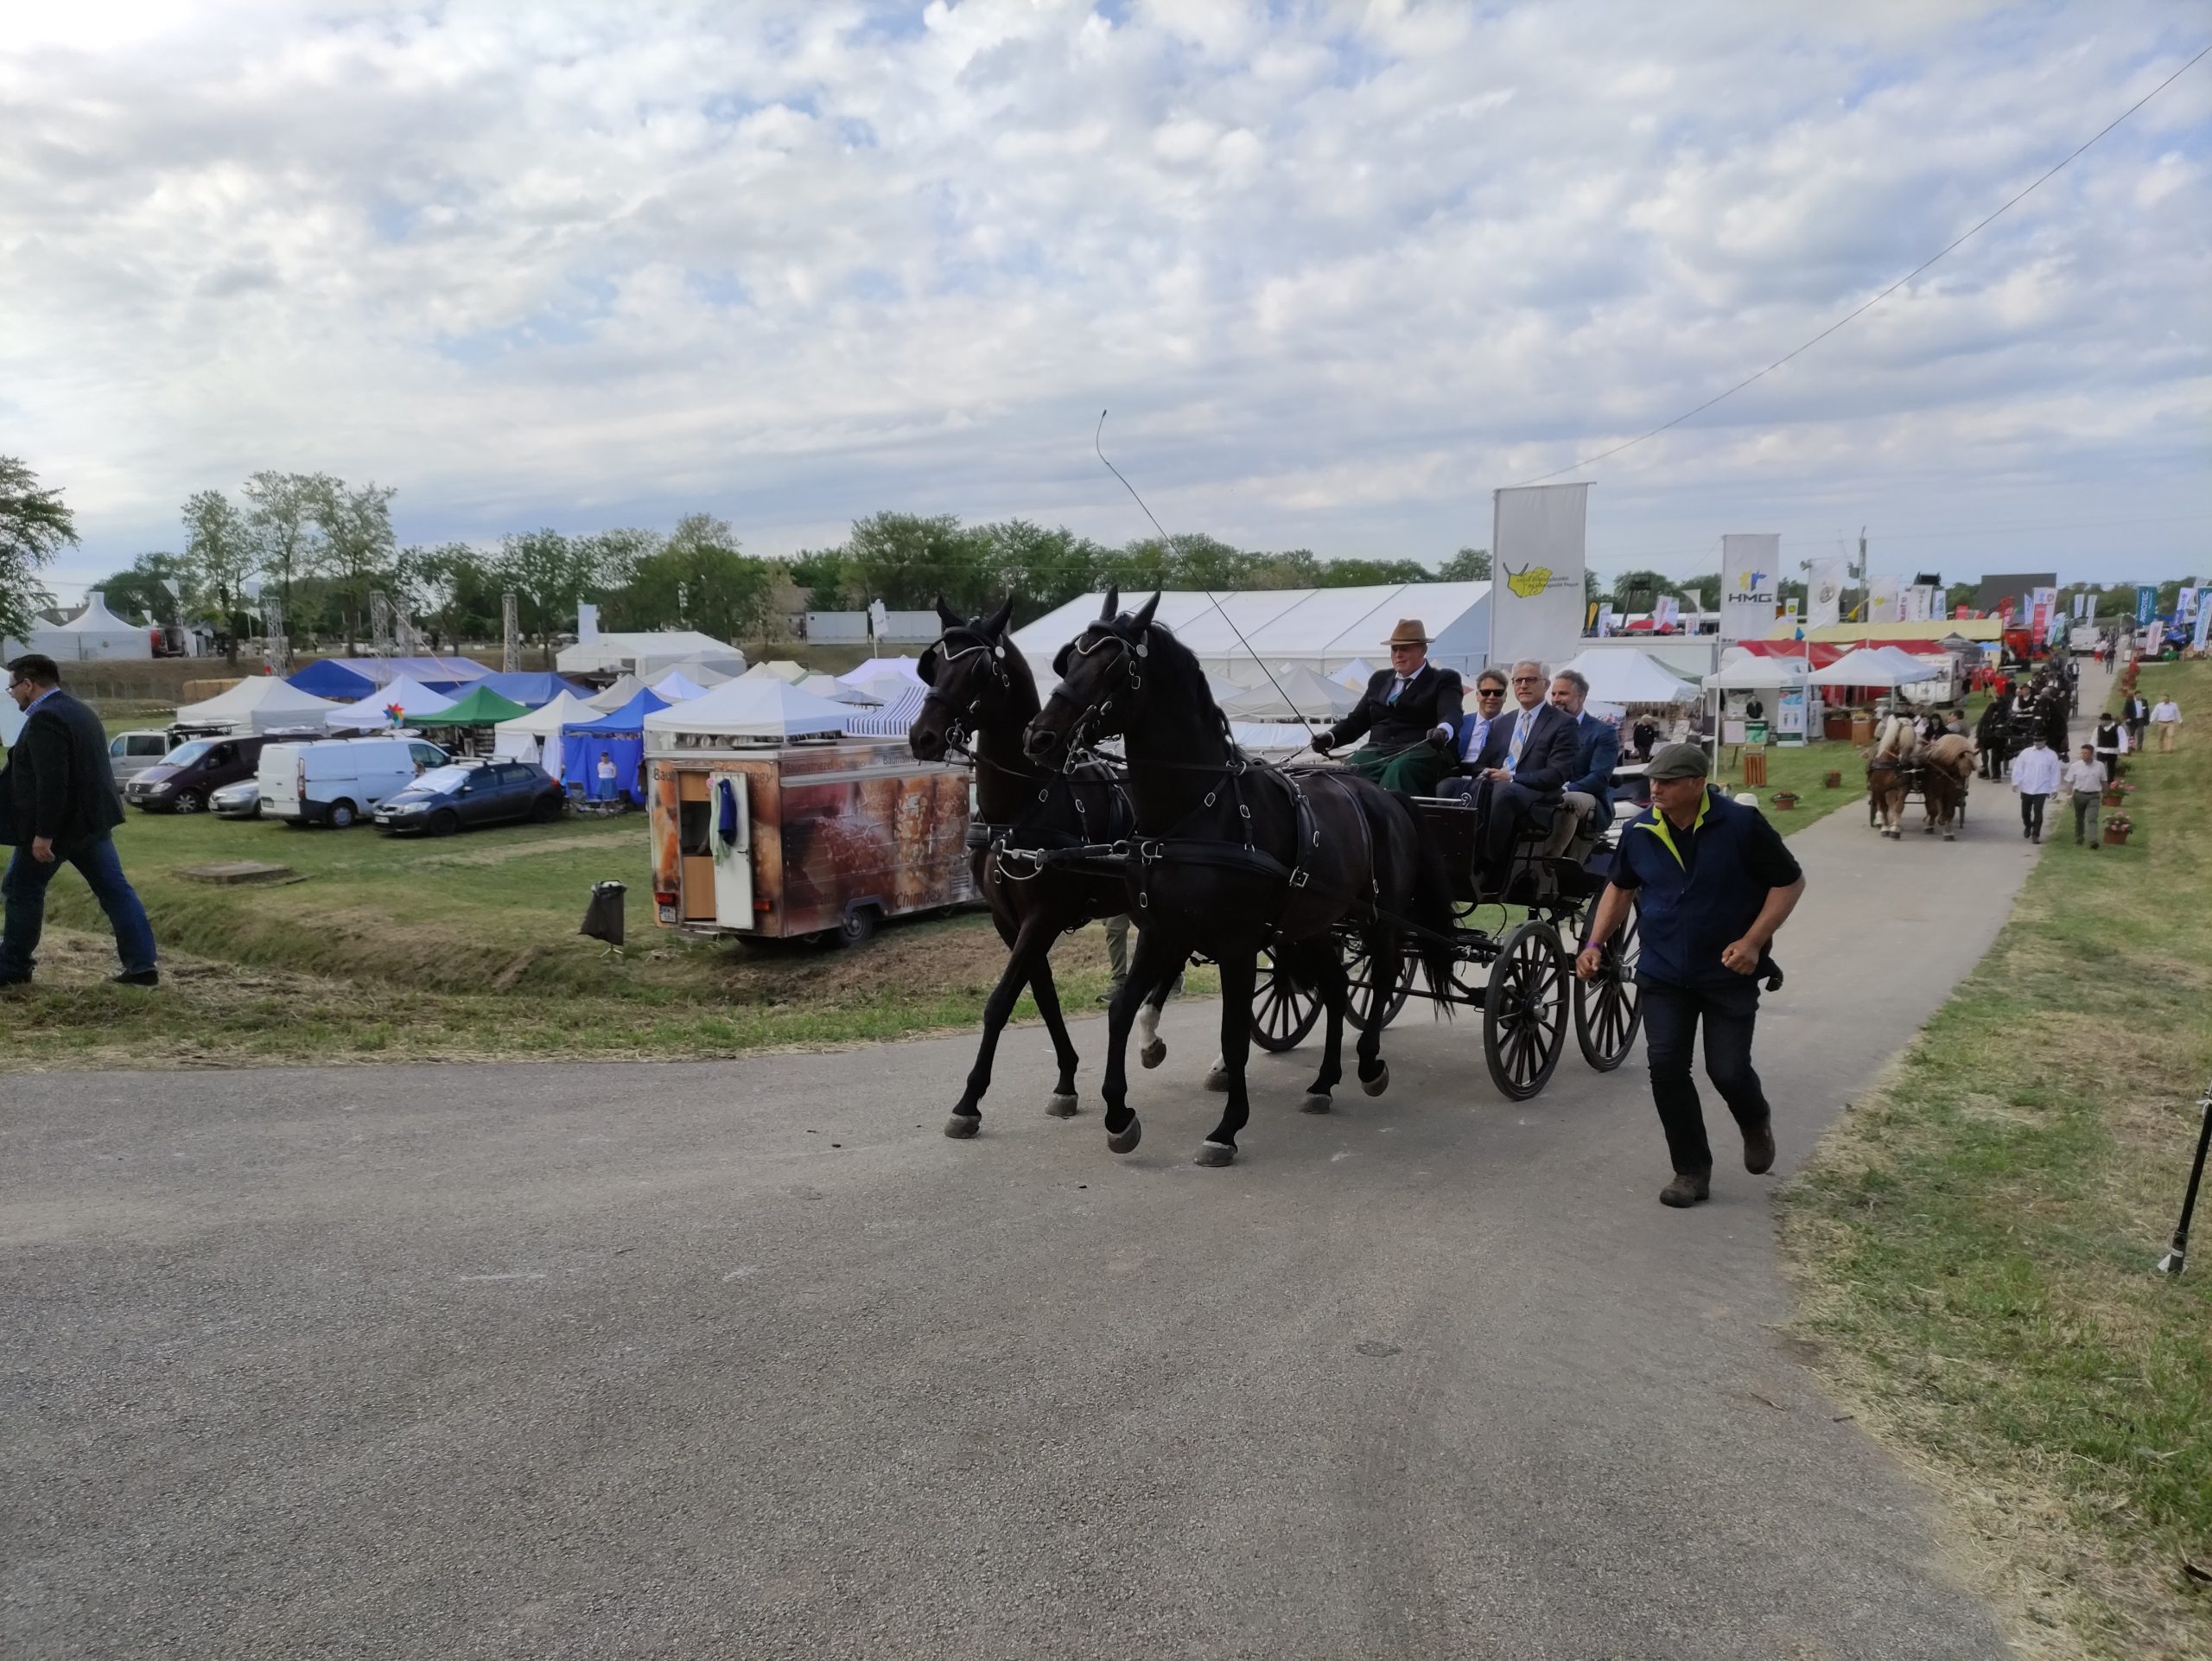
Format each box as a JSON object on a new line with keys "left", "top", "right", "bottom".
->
{"left": 4, "top": 0, "right": 2208, "bottom": 606}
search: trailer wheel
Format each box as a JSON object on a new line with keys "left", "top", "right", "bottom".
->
{"left": 836, "top": 907, "right": 879, "bottom": 947}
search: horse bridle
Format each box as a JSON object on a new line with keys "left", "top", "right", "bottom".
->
{"left": 918, "top": 627, "right": 1014, "bottom": 750}
{"left": 1040, "top": 623, "right": 1148, "bottom": 769}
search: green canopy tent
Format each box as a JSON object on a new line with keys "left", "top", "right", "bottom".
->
{"left": 411, "top": 685, "right": 531, "bottom": 756}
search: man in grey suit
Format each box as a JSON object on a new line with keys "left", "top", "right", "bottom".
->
{"left": 1440, "top": 658, "right": 1581, "bottom": 894}
{"left": 1, "top": 654, "right": 159, "bottom": 988}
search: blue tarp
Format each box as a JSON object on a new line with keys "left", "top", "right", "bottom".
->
{"left": 478, "top": 671, "right": 591, "bottom": 709}
{"left": 289, "top": 656, "right": 493, "bottom": 701}
{"left": 559, "top": 689, "right": 668, "bottom": 803}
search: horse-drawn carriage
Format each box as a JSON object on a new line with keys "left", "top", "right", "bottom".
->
{"left": 1247, "top": 786, "right": 1641, "bottom": 1102}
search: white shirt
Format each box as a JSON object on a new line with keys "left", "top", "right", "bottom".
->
{"left": 1459, "top": 712, "right": 1494, "bottom": 762}
{"left": 2152, "top": 700, "right": 2181, "bottom": 722}
{"left": 2062, "top": 758, "right": 2106, "bottom": 794}
{"left": 2011, "top": 746, "right": 2062, "bottom": 795}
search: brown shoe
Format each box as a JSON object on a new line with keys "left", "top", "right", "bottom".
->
{"left": 1742, "top": 1117, "right": 1776, "bottom": 1175}
{"left": 1659, "top": 1169, "right": 1712, "bottom": 1207}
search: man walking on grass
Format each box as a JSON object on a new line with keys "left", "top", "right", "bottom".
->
{"left": 2011, "top": 730, "right": 2060, "bottom": 844}
{"left": 0, "top": 654, "right": 158, "bottom": 989}
{"left": 1575, "top": 744, "right": 1805, "bottom": 1208}
{"left": 2149, "top": 694, "right": 2182, "bottom": 753}
{"left": 2063, "top": 743, "right": 2107, "bottom": 850}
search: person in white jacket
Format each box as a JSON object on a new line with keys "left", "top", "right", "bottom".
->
{"left": 2011, "top": 732, "right": 2062, "bottom": 844}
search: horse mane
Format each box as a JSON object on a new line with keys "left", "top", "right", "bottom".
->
{"left": 1128, "top": 619, "right": 1225, "bottom": 733}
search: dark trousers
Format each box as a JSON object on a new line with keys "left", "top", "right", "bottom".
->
{"left": 1440, "top": 774, "right": 1555, "bottom": 885}
{"left": 2018, "top": 792, "right": 2047, "bottom": 838}
{"left": 1640, "top": 977, "right": 1769, "bottom": 1174}
{"left": 1, "top": 832, "right": 158, "bottom": 978}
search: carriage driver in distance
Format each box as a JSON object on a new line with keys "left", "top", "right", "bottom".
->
{"left": 1309, "top": 619, "right": 1464, "bottom": 794}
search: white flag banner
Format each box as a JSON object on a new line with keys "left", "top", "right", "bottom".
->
{"left": 1869, "top": 575, "right": 1900, "bottom": 624}
{"left": 1490, "top": 483, "right": 1589, "bottom": 670}
{"left": 1808, "top": 558, "right": 1847, "bottom": 630}
{"left": 1719, "top": 533, "right": 1781, "bottom": 640}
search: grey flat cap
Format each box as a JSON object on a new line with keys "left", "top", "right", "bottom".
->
{"left": 1645, "top": 742, "right": 1711, "bottom": 780}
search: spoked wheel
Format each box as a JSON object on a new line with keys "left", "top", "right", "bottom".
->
{"left": 1573, "top": 908, "right": 1643, "bottom": 1072}
{"left": 1342, "top": 937, "right": 1413, "bottom": 1031}
{"left": 1482, "top": 921, "right": 1569, "bottom": 1101}
{"left": 1250, "top": 945, "right": 1321, "bottom": 1053}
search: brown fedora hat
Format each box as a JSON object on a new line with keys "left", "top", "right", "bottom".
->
{"left": 1385, "top": 618, "right": 1430, "bottom": 647}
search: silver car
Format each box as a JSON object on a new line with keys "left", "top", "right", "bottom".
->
{"left": 210, "top": 780, "right": 262, "bottom": 819}
{"left": 107, "top": 729, "right": 172, "bottom": 788}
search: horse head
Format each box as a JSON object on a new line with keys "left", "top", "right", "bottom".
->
{"left": 911, "top": 595, "right": 1024, "bottom": 763}
{"left": 1026, "top": 591, "right": 1162, "bottom": 760}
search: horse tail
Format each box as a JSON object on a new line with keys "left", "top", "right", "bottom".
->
{"left": 1390, "top": 790, "right": 1459, "bottom": 1015}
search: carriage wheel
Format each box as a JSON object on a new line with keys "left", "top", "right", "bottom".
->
{"left": 1342, "top": 937, "right": 1413, "bottom": 1031}
{"left": 1573, "top": 910, "right": 1643, "bottom": 1072}
{"left": 1250, "top": 945, "right": 1321, "bottom": 1053}
{"left": 1483, "top": 921, "right": 1569, "bottom": 1101}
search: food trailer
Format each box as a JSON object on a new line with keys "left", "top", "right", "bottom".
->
{"left": 644, "top": 679, "right": 972, "bottom": 945}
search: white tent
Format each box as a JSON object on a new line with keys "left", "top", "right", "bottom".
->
{"left": 556, "top": 630, "right": 745, "bottom": 681}
{"left": 323, "top": 675, "right": 455, "bottom": 729}
{"left": 842, "top": 684, "right": 929, "bottom": 737}
{"left": 175, "top": 676, "right": 341, "bottom": 733}
{"left": 837, "top": 656, "right": 925, "bottom": 688}
{"left": 742, "top": 659, "right": 810, "bottom": 683}
{"left": 587, "top": 672, "right": 653, "bottom": 712}
{"left": 1702, "top": 654, "right": 1808, "bottom": 690}
{"left": 658, "top": 659, "right": 733, "bottom": 687}
{"left": 1554, "top": 647, "right": 1700, "bottom": 705}
{"left": 23, "top": 592, "right": 152, "bottom": 661}
{"left": 798, "top": 671, "right": 878, "bottom": 706}
{"left": 645, "top": 678, "right": 855, "bottom": 741}
{"left": 491, "top": 690, "right": 598, "bottom": 779}
{"left": 1219, "top": 664, "right": 1359, "bottom": 721}
{"left": 855, "top": 671, "right": 916, "bottom": 705}
{"left": 1334, "top": 657, "right": 1376, "bottom": 690}
{"left": 649, "top": 671, "right": 711, "bottom": 703}
{"left": 1010, "top": 584, "right": 1491, "bottom": 688}
{"left": 1805, "top": 646, "right": 1939, "bottom": 688}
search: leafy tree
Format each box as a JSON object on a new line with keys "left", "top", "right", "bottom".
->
{"left": 1608, "top": 568, "right": 1685, "bottom": 611}
{"left": 91, "top": 551, "right": 195, "bottom": 628}
{"left": 181, "top": 488, "right": 257, "bottom": 659}
{"left": 396, "top": 542, "right": 500, "bottom": 649}
{"left": 1681, "top": 573, "right": 1721, "bottom": 613}
{"left": 840, "top": 512, "right": 992, "bottom": 612}
{"left": 604, "top": 513, "right": 772, "bottom": 641}
{"left": 308, "top": 477, "right": 398, "bottom": 654}
{"left": 495, "top": 528, "right": 604, "bottom": 666}
{"left": 784, "top": 547, "right": 850, "bottom": 611}
{"left": 1436, "top": 546, "right": 1491, "bottom": 581}
{"left": 242, "top": 470, "right": 328, "bottom": 640}
{"left": 0, "top": 456, "right": 76, "bottom": 647}
{"left": 582, "top": 526, "right": 664, "bottom": 598}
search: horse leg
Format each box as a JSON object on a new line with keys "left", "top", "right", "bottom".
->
{"left": 1135, "top": 976, "right": 1170, "bottom": 1070}
{"left": 945, "top": 908, "right": 1062, "bottom": 1136}
{"left": 1196, "top": 948, "right": 1259, "bottom": 1167}
{"left": 1026, "top": 952, "right": 1083, "bottom": 1117}
{"left": 1354, "top": 926, "right": 1394, "bottom": 1096}
{"left": 1102, "top": 927, "right": 1181, "bottom": 1155}
{"left": 1297, "top": 939, "right": 1349, "bottom": 1113}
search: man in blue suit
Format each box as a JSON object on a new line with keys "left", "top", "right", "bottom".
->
{"left": 1548, "top": 667, "right": 1618, "bottom": 818}
{"left": 1440, "top": 658, "right": 1580, "bottom": 894}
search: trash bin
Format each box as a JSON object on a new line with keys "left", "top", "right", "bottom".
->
{"left": 580, "top": 881, "right": 626, "bottom": 948}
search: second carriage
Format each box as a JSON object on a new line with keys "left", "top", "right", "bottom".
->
{"left": 1248, "top": 781, "right": 1642, "bottom": 1103}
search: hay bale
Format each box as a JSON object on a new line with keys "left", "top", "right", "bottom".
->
{"left": 181, "top": 678, "right": 245, "bottom": 703}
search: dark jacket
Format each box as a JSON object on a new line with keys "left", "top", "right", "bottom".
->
{"left": 1469, "top": 700, "right": 1580, "bottom": 795}
{"left": 1613, "top": 786, "right": 1802, "bottom": 990}
{"left": 1566, "top": 711, "right": 1619, "bottom": 815}
{"left": 1323, "top": 664, "right": 1465, "bottom": 754}
{"left": 0, "top": 690, "right": 126, "bottom": 851}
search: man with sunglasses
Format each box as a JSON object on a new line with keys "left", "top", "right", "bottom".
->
{"left": 1, "top": 654, "right": 158, "bottom": 989}
{"left": 1440, "top": 659, "right": 1580, "bottom": 895}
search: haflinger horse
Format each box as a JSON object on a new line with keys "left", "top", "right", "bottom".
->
{"left": 908, "top": 595, "right": 1174, "bottom": 1139}
{"left": 1866, "top": 707, "right": 1919, "bottom": 838}
{"left": 1021, "top": 590, "right": 1456, "bottom": 1168}
{"left": 1918, "top": 733, "right": 1976, "bottom": 841}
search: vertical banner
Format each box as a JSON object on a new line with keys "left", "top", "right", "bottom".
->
{"left": 2177, "top": 586, "right": 2199, "bottom": 622}
{"left": 2031, "top": 586, "right": 2058, "bottom": 645}
{"left": 1719, "top": 533, "right": 1781, "bottom": 640}
{"left": 1808, "top": 558, "right": 1847, "bottom": 630}
{"left": 1490, "top": 483, "right": 1590, "bottom": 669}
{"left": 2137, "top": 584, "right": 2158, "bottom": 625}
{"left": 1654, "top": 595, "right": 1680, "bottom": 632}
{"left": 2029, "top": 590, "right": 2050, "bottom": 642}
{"left": 1955, "top": 604, "right": 1971, "bottom": 620}
{"left": 1869, "top": 574, "right": 1900, "bottom": 624}
{"left": 2195, "top": 596, "right": 2212, "bottom": 652}
{"left": 2074, "top": 591, "right": 2091, "bottom": 621}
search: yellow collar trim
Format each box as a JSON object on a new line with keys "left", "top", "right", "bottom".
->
{"left": 1636, "top": 790, "right": 1710, "bottom": 869}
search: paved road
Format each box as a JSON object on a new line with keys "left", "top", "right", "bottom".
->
{"left": 3, "top": 768, "right": 2055, "bottom": 1658}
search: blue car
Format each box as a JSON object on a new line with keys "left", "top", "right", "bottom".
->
{"left": 373, "top": 761, "right": 564, "bottom": 837}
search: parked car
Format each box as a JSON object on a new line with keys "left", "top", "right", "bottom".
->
{"left": 106, "top": 729, "right": 172, "bottom": 789}
{"left": 209, "top": 780, "right": 262, "bottom": 819}
{"left": 259, "top": 736, "right": 449, "bottom": 828}
{"left": 124, "top": 728, "right": 326, "bottom": 815}
{"left": 374, "top": 761, "right": 564, "bottom": 836}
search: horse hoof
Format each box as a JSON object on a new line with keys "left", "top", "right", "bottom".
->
{"left": 1194, "top": 1141, "right": 1236, "bottom": 1168}
{"left": 1300, "top": 1092, "right": 1332, "bottom": 1114}
{"left": 1046, "top": 1093, "right": 1079, "bottom": 1118}
{"left": 1943, "top": 832, "right": 1956, "bottom": 843}
{"left": 1204, "top": 1066, "right": 1231, "bottom": 1093}
{"left": 1360, "top": 1063, "right": 1390, "bottom": 1098}
{"left": 1107, "top": 1118, "right": 1142, "bottom": 1155}
{"left": 1139, "top": 1040, "right": 1166, "bottom": 1070}
{"left": 944, "top": 1115, "right": 980, "bottom": 1139}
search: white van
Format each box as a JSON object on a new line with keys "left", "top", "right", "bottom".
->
{"left": 259, "top": 736, "right": 448, "bottom": 828}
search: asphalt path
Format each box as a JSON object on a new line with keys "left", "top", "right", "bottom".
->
{"left": 3, "top": 735, "right": 2069, "bottom": 1658}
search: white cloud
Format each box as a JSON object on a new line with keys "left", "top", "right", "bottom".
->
{"left": 1, "top": 0, "right": 2206, "bottom": 597}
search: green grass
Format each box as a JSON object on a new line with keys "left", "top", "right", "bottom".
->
{"left": 1779, "top": 659, "right": 2211, "bottom": 1659}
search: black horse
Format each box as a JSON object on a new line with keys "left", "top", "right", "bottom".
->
{"left": 909, "top": 596, "right": 1174, "bottom": 1139}
{"left": 1022, "top": 590, "right": 1456, "bottom": 1168}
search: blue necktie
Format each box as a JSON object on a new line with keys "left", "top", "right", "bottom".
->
{"left": 1386, "top": 677, "right": 1408, "bottom": 705}
{"left": 1507, "top": 710, "right": 1531, "bottom": 773}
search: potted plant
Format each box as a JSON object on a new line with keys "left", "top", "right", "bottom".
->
{"left": 1823, "top": 769, "right": 1843, "bottom": 788}
{"left": 2101, "top": 778, "right": 2134, "bottom": 809}
{"left": 2103, "top": 811, "right": 2133, "bottom": 846}
{"left": 1770, "top": 790, "right": 1799, "bottom": 810}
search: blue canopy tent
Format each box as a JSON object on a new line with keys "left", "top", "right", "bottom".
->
{"left": 560, "top": 689, "right": 668, "bottom": 803}
{"left": 478, "top": 670, "right": 592, "bottom": 709}
{"left": 289, "top": 655, "right": 493, "bottom": 701}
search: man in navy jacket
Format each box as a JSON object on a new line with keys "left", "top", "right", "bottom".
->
{"left": 1575, "top": 744, "right": 1804, "bottom": 1208}
{"left": 1443, "top": 658, "right": 1580, "bottom": 894}
{"left": 1548, "top": 667, "right": 1618, "bottom": 818}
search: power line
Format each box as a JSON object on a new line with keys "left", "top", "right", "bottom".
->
{"left": 1512, "top": 40, "right": 2212, "bottom": 488}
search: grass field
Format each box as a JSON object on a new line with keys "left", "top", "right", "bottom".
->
{"left": 1780, "top": 658, "right": 2211, "bottom": 1660}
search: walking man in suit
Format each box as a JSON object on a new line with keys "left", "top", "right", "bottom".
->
{"left": 1310, "top": 619, "right": 1463, "bottom": 794}
{"left": 1440, "top": 658, "right": 1580, "bottom": 894}
{"left": 1, "top": 654, "right": 159, "bottom": 988}
{"left": 1548, "top": 668, "right": 1619, "bottom": 820}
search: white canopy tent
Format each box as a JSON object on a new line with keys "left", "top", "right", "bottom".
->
{"left": 1009, "top": 583, "right": 1492, "bottom": 689}
{"left": 323, "top": 676, "right": 455, "bottom": 729}
{"left": 798, "top": 671, "right": 877, "bottom": 706}
{"left": 645, "top": 678, "right": 855, "bottom": 743}
{"left": 836, "top": 656, "right": 925, "bottom": 688}
{"left": 1219, "top": 665, "right": 1359, "bottom": 721}
{"left": 20, "top": 592, "right": 152, "bottom": 661}
{"left": 658, "top": 659, "right": 733, "bottom": 687}
{"left": 556, "top": 630, "right": 745, "bottom": 681}
{"left": 1334, "top": 657, "right": 1376, "bottom": 690}
{"left": 491, "top": 690, "right": 599, "bottom": 779}
{"left": 1554, "top": 647, "right": 1700, "bottom": 705}
{"left": 586, "top": 672, "right": 653, "bottom": 712}
{"left": 841, "top": 684, "right": 929, "bottom": 737}
{"left": 174, "top": 676, "right": 342, "bottom": 733}
{"left": 649, "top": 671, "right": 711, "bottom": 703}
{"left": 742, "top": 659, "right": 810, "bottom": 683}
{"left": 1702, "top": 654, "right": 1809, "bottom": 690}
{"left": 1805, "top": 647, "right": 1939, "bottom": 689}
